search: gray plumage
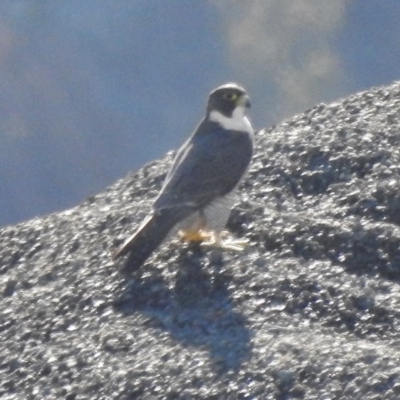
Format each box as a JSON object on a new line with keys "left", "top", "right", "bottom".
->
{"left": 114, "top": 83, "right": 254, "bottom": 273}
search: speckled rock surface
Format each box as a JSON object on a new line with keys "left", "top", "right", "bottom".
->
{"left": 2, "top": 82, "right": 400, "bottom": 399}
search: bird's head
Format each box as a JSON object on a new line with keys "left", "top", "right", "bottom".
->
{"left": 206, "top": 83, "right": 252, "bottom": 131}
{"left": 207, "top": 83, "right": 251, "bottom": 117}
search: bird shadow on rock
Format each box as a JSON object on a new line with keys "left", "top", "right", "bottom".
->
{"left": 113, "top": 245, "right": 252, "bottom": 374}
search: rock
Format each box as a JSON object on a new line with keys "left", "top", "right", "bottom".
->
{"left": 2, "top": 81, "right": 400, "bottom": 398}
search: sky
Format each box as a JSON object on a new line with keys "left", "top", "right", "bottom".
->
{"left": 1, "top": 0, "right": 400, "bottom": 227}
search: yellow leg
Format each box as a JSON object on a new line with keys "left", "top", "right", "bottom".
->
{"left": 178, "top": 229, "right": 213, "bottom": 243}
{"left": 179, "top": 229, "right": 248, "bottom": 251}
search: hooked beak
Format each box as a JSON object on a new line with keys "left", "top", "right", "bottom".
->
{"left": 238, "top": 94, "right": 251, "bottom": 109}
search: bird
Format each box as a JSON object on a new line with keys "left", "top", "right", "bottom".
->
{"left": 113, "top": 83, "right": 254, "bottom": 273}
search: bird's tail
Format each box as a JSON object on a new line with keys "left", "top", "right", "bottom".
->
{"left": 113, "top": 208, "right": 189, "bottom": 273}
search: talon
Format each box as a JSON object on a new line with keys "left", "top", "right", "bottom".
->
{"left": 201, "top": 231, "right": 249, "bottom": 251}
{"left": 179, "top": 229, "right": 248, "bottom": 251}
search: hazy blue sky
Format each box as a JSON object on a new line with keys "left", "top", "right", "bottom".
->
{"left": 1, "top": 0, "right": 400, "bottom": 226}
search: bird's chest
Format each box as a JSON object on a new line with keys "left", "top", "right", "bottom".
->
{"left": 176, "top": 192, "right": 236, "bottom": 233}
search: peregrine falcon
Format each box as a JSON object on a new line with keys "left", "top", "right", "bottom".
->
{"left": 113, "top": 83, "right": 254, "bottom": 273}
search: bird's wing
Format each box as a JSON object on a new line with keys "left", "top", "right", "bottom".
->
{"left": 154, "top": 120, "right": 253, "bottom": 212}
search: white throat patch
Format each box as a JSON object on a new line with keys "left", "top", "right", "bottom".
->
{"left": 209, "top": 106, "right": 253, "bottom": 134}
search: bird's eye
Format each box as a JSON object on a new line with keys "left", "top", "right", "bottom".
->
{"left": 223, "top": 92, "right": 237, "bottom": 101}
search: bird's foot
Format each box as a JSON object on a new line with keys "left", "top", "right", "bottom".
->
{"left": 178, "top": 229, "right": 213, "bottom": 243}
{"left": 201, "top": 230, "right": 248, "bottom": 251}
{"left": 179, "top": 229, "right": 248, "bottom": 251}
